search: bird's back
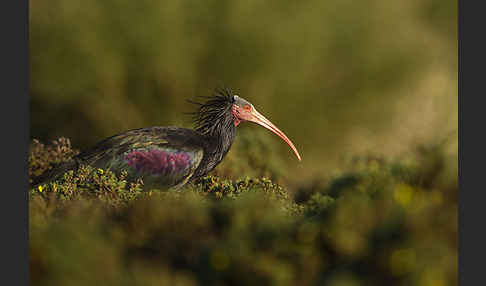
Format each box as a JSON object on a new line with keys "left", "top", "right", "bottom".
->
{"left": 34, "top": 127, "right": 207, "bottom": 189}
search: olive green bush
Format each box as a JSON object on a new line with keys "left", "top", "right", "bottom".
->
{"left": 29, "top": 137, "right": 79, "bottom": 183}
{"left": 29, "top": 138, "right": 457, "bottom": 286}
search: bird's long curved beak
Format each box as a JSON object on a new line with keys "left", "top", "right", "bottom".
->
{"left": 248, "top": 108, "right": 302, "bottom": 161}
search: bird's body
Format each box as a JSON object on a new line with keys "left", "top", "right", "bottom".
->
{"left": 32, "top": 88, "right": 300, "bottom": 189}
{"left": 68, "top": 125, "right": 234, "bottom": 189}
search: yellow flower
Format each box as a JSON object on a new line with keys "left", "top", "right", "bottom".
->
{"left": 98, "top": 168, "right": 104, "bottom": 174}
{"left": 38, "top": 185, "right": 44, "bottom": 193}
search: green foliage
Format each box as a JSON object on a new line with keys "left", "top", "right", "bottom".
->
{"left": 29, "top": 138, "right": 457, "bottom": 285}
{"left": 32, "top": 166, "right": 145, "bottom": 207}
{"left": 29, "top": 137, "right": 79, "bottom": 182}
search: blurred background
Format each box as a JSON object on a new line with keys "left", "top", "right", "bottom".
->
{"left": 29, "top": 0, "right": 457, "bottom": 186}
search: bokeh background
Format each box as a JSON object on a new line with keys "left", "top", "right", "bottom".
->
{"left": 30, "top": 0, "right": 457, "bottom": 185}
{"left": 29, "top": 0, "right": 457, "bottom": 285}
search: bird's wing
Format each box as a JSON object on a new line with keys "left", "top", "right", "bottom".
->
{"left": 76, "top": 127, "right": 205, "bottom": 188}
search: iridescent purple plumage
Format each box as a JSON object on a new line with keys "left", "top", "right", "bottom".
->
{"left": 124, "top": 149, "right": 193, "bottom": 176}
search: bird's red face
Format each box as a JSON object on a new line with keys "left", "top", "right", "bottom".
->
{"left": 231, "top": 95, "right": 302, "bottom": 161}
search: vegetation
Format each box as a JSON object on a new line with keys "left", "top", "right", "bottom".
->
{"left": 29, "top": 138, "right": 457, "bottom": 285}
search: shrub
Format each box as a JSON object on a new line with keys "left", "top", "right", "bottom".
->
{"left": 29, "top": 137, "right": 79, "bottom": 184}
{"left": 29, "top": 138, "right": 457, "bottom": 286}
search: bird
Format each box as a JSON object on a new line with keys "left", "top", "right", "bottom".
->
{"left": 31, "top": 87, "right": 301, "bottom": 189}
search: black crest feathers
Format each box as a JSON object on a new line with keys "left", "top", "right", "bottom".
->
{"left": 188, "top": 87, "right": 235, "bottom": 136}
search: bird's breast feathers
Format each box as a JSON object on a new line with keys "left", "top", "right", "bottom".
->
{"left": 123, "top": 148, "right": 197, "bottom": 177}
{"left": 98, "top": 144, "right": 203, "bottom": 188}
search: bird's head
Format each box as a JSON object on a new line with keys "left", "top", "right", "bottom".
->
{"left": 191, "top": 87, "right": 301, "bottom": 161}
{"left": 231, "top": 95, "right": 301, "bottom": 161}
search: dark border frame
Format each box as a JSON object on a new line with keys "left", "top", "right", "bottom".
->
{"left": 458, "top": 0, "right": 483, "bottom": 285}
{"left": 2, "top": 0, "right": 29, "bottom": 284}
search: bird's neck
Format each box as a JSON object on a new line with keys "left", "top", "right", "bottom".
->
{"left": 192, "top": 104, "right": 237, "bottom": 177}
{"left": 207, "top": 124, "right": 236, "bottom": 162}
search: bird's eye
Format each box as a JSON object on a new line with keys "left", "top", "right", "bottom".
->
{"left": 243, "top": 105, "right": 251, "bottom": 110}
